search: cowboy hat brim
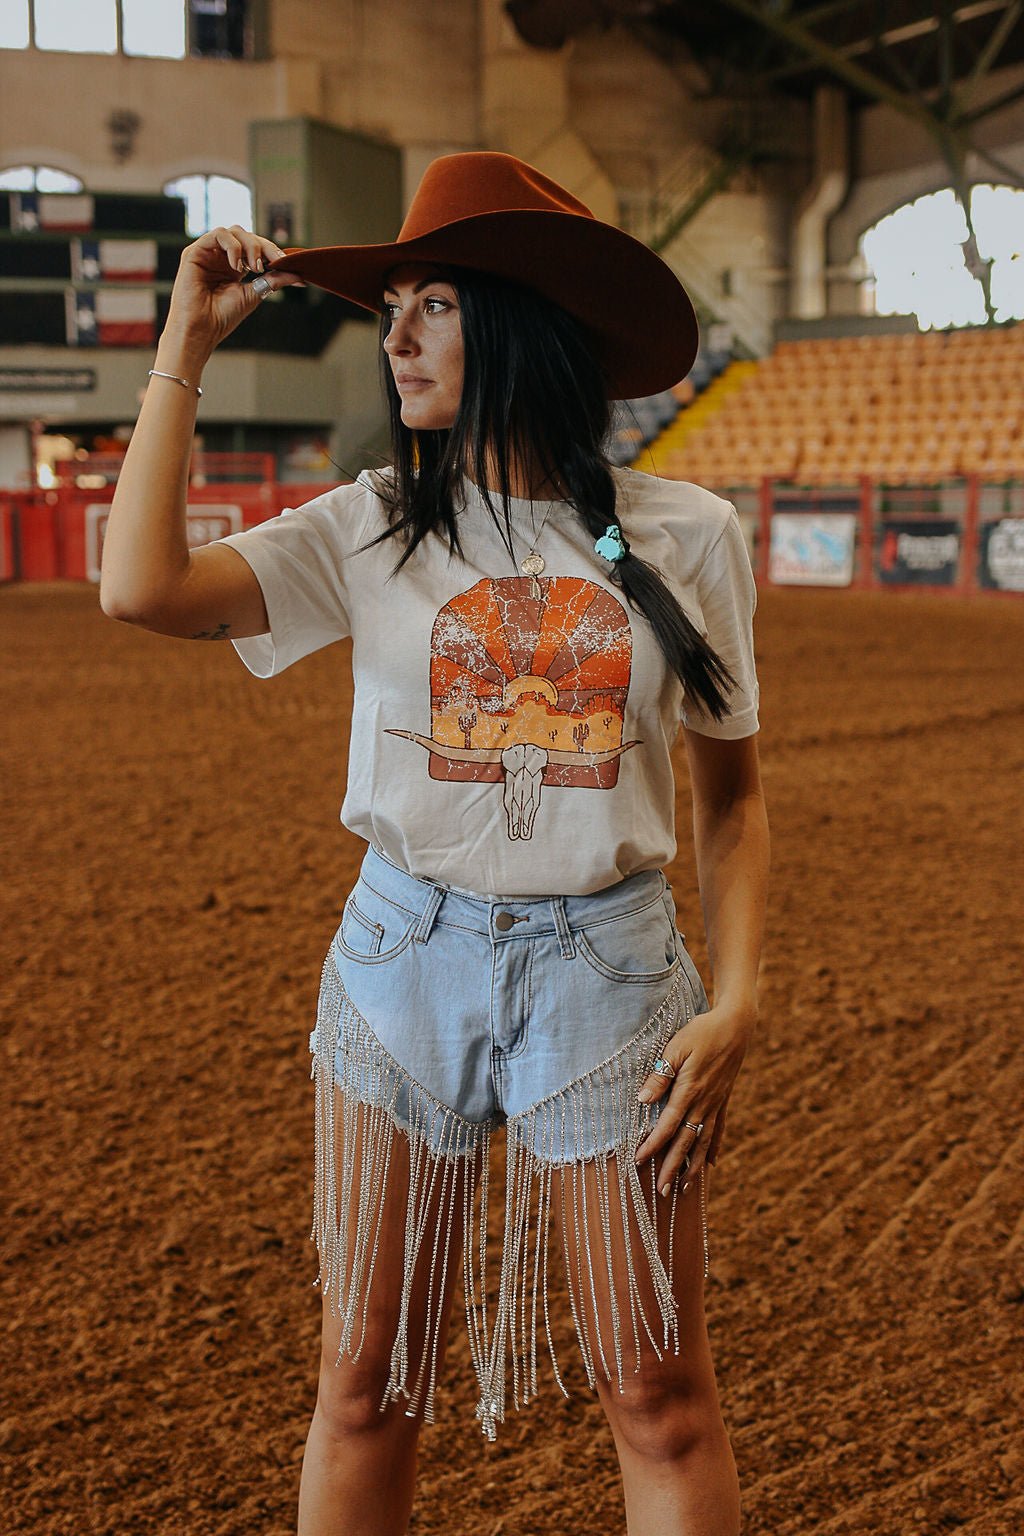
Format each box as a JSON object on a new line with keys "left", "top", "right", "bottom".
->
{"left": 264, "top": 209, "right": 698, "bottom": 400}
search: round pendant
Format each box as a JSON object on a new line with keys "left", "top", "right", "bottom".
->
{"left": 521, "top": 552, "right": 545, "bottom": 577}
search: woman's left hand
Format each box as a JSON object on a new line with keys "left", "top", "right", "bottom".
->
{"left": 634, "top": 1001, "right": 757, "bottom": 1194}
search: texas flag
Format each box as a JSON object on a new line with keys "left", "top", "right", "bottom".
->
{"left": 71, "top": 238, "right": 157, "bottom": 283}
{"left": 66, "top": 287, "right": 156, "bottom": 346}
{"left": 12, "top": 191, "right": 95, "bottom": 232}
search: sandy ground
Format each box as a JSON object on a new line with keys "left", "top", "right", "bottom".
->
{"left": 2, "top": 580, "right": 1022, "bottom": 1536}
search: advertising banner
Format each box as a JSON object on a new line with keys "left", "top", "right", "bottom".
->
{"left": 768, "top": 512, "right": 857, "bottom": 586}
{"left": 979, "top": 518, "right": 1024, "bottom": 591}
{"left": 877, "top": 519, "right": 961, "bottom": 586}
{"left": 84, "top": 504, "right": 243, "bottom": 583}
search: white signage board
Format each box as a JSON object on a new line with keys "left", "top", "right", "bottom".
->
{"left": 769, "top": 512, "right": 857, "bottom": 587}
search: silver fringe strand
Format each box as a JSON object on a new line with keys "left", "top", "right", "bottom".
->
{"left": 308, "top": 947, "right": 710, "bottom": 1443}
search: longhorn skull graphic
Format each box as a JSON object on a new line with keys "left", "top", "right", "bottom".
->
{"left": 384, "top": 730, "right": 640, "bottom": 840}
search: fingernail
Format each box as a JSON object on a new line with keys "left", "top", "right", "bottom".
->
{"left": 637, "top": 1089, "right": 650, "bottom": 1104}
{"left": 659, "top": 1182, "right": 670, "bottom": 1197}
{"left": 256, "top": 256, "right": 264, "bottom": 272}
{"left": 682, "top": 1181, "right": 691, "bottom": 1193}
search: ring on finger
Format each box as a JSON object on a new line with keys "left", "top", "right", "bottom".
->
{"left": 651, "top": 1057, "right": 676, "bottom": 1079}
{"left": 684, "top": 1119, "right": 704, "bottom": 1137}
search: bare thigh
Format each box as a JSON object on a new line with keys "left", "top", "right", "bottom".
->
{"left": 551, "top": 1149, "right": 718, "bottom": 1409}
{"left": 314, "top": 1083, "right": 483, "bottom": 1432}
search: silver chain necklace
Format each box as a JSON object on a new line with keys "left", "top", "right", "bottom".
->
{"left": 518, "top": 500, "right": 558, "bottom": 599}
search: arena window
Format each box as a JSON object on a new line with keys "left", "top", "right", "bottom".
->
{"left": 860, "top": 184, "right": 1024, "bottom": 331}
{"left": 0, "top": 164, "right": 83, "bottom": 193}
{"left": 162, "top": 173, "right": 253, "bottom": 238}
{"left": 0, "top": 0, "right": 260, "bottom": 60}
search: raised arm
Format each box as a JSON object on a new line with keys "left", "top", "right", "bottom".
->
{"left": 98, "top": 225, "right": 305, "bottom": 641}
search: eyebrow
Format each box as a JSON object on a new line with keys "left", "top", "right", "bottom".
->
{"left": 383, "top": 273, "right": 451, "bottom": 297}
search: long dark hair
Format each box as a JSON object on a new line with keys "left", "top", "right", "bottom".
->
{"left": 358, "top": 266, "right": 739, "bottom": 726}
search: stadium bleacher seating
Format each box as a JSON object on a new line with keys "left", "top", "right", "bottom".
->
{"left": 641, "top": 325, "right": 1024, "bottom": 486}
{"left": 606, "top": 329, "right": 735, "bottom": 466}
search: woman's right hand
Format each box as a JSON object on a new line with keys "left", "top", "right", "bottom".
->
{"left": 161, "top": 224, "right": 307, "bottom": 365}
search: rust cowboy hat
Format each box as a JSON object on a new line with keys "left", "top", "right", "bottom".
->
{"left": 263, "top": 150, "right": 699, "bottom": 399}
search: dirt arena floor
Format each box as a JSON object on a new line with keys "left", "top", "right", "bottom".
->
{"left": 2, "top": 577, "right": 1022, "bottom": 1536}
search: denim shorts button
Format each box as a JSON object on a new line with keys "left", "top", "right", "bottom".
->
{"left": 494, "top": 911, "right": 516, "bottom": 932}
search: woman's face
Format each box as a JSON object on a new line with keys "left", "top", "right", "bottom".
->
{"left": 382, "top": 262, "right": 464, "bottom": 429}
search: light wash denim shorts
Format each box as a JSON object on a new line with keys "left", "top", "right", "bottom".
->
{"left": 307, "top": 842, "right": 712, "bottom": 1440}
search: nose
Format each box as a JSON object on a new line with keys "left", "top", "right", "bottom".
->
{"left": 383, "top": 309, "right": 417, "bottom": 356}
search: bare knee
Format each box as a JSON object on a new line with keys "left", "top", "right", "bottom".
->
{"left": 314, "top": 1351, "right": 425, "bottom": 1441}
{"left": 599, "top": 1364, "right": 718, "bottom": 1463}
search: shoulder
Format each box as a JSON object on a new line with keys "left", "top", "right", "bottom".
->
{"left": 272, "top": 468, "right": 393, "bottom": 552}
{"left": 611, "top": 466, "right": 735, "bottom": 579}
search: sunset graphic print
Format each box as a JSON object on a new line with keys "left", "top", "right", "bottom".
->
{"left": 385, "top": 574, "right": 640, "bottom": 841}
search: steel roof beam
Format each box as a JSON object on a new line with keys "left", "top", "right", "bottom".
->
{"left": 728, "top": 0, "right": 1014, "bottom": 86}
{"left": 714, "top": 0, "right": 940, "bottom": 125}
{"left": 961, "top": 0, "right": 1023, "bottom": 87}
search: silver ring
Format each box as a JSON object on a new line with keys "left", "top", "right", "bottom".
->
{"left": 651, "top": 1057, "right": 676, "bottom": 1079}
{"left": 684, "top": 1119, "right": 704, "bottom": 1137}
{"left": 250, "top": 274, "right": 272, "bottom": 299}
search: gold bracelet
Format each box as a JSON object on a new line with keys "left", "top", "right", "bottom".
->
{"left": 147, "top": 368, "right": 203, "bottom": 398}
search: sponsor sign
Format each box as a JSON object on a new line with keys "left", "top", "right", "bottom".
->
{"left": 768, "top": 512, "right": 857, "bottom": 587}
{"left": 979, "top": 517, "right": 1024, "bottom": 591}
{"left": 85, "top": 503, "right": 243, "bottom": 583}
{"left": 877, "top": 519, "right": 961, "bottom": 586}
{"left": 0, "top": 366, "right": 97, "bottom": 392}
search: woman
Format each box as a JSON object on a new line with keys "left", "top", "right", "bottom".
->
{"left": 101, "top": 152, "right": 770, "bottom": 1536}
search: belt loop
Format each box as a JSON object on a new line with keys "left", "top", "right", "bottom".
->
{"left": 413, "top": 883, "right": 445, "bottom": 945}
{"left": 550, "top": 895, "right": 576, "bottom": 960}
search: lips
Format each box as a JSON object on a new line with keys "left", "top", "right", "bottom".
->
{"left": 395, "top": 374, "right": 433, "bottom": 385}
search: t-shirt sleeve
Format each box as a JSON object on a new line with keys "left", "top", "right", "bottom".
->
{"left": 213, "top": 482, "right": 375, "bottom": 679}
{"left": 681, "top": 504, "right": 761, "bottom": 739}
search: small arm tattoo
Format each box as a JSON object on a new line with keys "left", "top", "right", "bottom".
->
{"left": 192, "top": 621, "right": 232, "bottom": 640}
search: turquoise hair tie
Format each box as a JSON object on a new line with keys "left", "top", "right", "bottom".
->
{"left": 594, "top": 524, "right": 631, "bottom": 562}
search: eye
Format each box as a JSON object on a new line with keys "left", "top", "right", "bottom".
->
{"left": 423, "top": 296, "right": 451, "bottom": 314}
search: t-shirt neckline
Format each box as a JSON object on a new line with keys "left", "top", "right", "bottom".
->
{"left": 458, "top": 475, "right": 572, "bottom": 517}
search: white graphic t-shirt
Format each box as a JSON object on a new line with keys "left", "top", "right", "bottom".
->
{"left": 216, "top": 465, "right": 760, "bottom": 896}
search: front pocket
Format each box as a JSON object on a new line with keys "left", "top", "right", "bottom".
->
{"left": 575, "top": 897, "right": 682, "bottom": 985}
{"left": 341, "top": 897, "right": 384, "bottom": 956}
{"left": 334, "top": 883, "right": 417, "bottom": 965}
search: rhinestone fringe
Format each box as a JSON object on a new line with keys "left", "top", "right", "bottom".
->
{"left": 308, "top": 947, "right": 710, "bottom": 1444}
